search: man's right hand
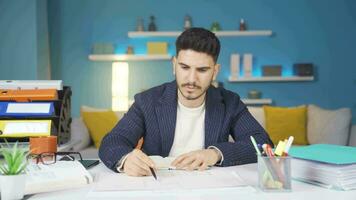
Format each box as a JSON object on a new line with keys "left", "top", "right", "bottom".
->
{"left": 123, "top": 149, "right": 156, "bottom": 176}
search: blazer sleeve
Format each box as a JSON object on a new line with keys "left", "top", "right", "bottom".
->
{"left": 212, "top": 100, "right": 273, "bottom": 166}
{"left": 98, "top": 96, "right": 146, "bottom": 171}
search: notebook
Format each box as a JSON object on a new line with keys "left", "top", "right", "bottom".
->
{"left": 288, "top": 144, "right": 356, "bottom": 165}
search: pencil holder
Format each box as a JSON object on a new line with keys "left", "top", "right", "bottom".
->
{"left": 257, "top": 155, "right": 291, "bottom": 192}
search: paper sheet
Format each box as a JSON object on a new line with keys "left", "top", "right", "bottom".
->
{"left": 3, "top": 122, "right": 49, "bottom": 134}
{"left": 6, "top": 103, "right": 51, "bottom": 114}
{"left": 94, "top": 167, "right": 247, "bottom": 192}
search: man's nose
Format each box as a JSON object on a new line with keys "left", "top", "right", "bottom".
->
{"left": 187, "top": 70, "right": 198, "bottom": 82}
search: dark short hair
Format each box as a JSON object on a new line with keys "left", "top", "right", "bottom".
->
{"left": 175, "top": 27, "right": 220, "bottom": 63}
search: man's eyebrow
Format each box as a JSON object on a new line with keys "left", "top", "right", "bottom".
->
{"left": 178, "top": 62, "right": 191, "bottom": 67}
{"left": 178, "top": 62, "right": 211, "bottom": 69}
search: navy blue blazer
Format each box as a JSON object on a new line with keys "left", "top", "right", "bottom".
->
{"left": 99, "top": 81, "right": 273, "bottom": 171}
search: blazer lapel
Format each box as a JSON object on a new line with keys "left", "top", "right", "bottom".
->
{"left": 205, "top": 87, "right": 225, "bottom": 147}
{"left": 155, "top": 81, "right": 178, "bottom": 157}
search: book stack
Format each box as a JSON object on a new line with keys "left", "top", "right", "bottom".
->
{"left": 289, "top": 144, "right": 356, "bottom": 191}
{"left": 0, "top": 80, "right": 72, "bottom": 144}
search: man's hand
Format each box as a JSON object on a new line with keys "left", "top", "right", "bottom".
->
{"left": 123, "top": 149, "right": 156, "bottom": 177}
{"left": 171, "top": 149, "right": 221, "bottom": 171}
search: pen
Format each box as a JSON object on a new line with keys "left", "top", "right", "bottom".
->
{"left": 149, "top": 167, "right": 157, "bottom": 180}
{"left": 250, "top": 136, "right": 262, "bottom": 156}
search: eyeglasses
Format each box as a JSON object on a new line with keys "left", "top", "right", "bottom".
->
{"left": 29, "top": 152, "right": 83, "bottom": 165}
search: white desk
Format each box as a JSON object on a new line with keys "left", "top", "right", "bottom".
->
{"left": 57, "top": 139, "right": 81, "bottom": 152}
{"left": 28, "top": 163, "right": 356, "bottom": 200}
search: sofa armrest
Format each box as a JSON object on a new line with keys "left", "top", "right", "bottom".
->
{"left": 349, "top": 125, "right": 356, "bottom": 146}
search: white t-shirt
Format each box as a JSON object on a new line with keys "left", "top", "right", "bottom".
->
{"left": 169, "top": 101, "right": 205, "bottom": 157}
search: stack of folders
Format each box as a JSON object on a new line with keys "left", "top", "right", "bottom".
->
{"left": 0, "top": 80, "right": 70, "bottom": 143}
{"left": 289, "top": 144, "right": 356, "bottom": 190}
{"left": 0, "top": 102, "right": 54, "bottom": 138}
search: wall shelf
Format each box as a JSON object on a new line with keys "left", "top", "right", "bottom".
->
{"left": 128, "top": 30, "right": 273, "bottom": 38}
{"left": 228, "top": 76, "right": 314, "bottom": 82}
{"left": 88, "top": 54, "right": 172, "bottom": 61}
{"left": 241, "top": 98, "right": 272, "bottom": 105}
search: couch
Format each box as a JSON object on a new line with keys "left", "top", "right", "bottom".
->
{"left": 70, "top": 105, "right": 356, "bottom": 159}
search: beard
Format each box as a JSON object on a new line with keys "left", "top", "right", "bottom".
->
{"left": 177, "top": 82, "right": 208, "bottom": 100}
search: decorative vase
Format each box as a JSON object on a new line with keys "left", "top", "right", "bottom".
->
{"left": 239, "top": 18, "right": 247, "bottom": 31}
{"left": 148, "top": 15, "right": 157, "bottom": 31}
{"left": 0, "top": 173, "right": 26, "bottom": 200}
{"left": 210, "top": 22, "right": 221, "bottom": 31}
{"left": 136, "top": 17, "right": 144, "bottom": 32}
{"left": 126, "top": 46, "right": 134, "bottom": 54}
{"left": 184, "top": 15, "right": 192, "bottom": 30}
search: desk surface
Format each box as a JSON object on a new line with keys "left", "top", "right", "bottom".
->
{"left": 29, "top": 163, "right": 356, "bottom": 200}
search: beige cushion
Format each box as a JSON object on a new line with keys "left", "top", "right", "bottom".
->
{"left": 349, "top": 125, "right": 356, "bottom": 146}
{"left": 247, "top": 106, "right": 265, "bottom": 128}
{"left": 70, "top": 118, "right": 91, "bottom": 151}
{"left": 307, "top": 104, "right": 352, "bottom": 145}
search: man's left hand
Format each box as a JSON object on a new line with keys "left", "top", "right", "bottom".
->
{"left": 171, "top": 149, "right": 221, "bottom": 171}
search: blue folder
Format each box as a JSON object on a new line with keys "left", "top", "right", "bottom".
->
{"left": 0, "top": 102, "right": 54, "bottom": 117}
{"left": 289, "top": 144, "right": 356, "bottom": 165}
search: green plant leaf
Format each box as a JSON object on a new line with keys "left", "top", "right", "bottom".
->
{"left": 0, "top": 141, "right": 29, "bottom": 175}
{"left": 11, "top": 150, "right": 26, "bottom": 174}
{"left": 16, "top": 162, "right": 28, "bottom": 174}
{"left": 0, "top": 165, "right": 9, "bottom": 175}
{"left": 3, "top": 150, "right": 13, "bottom": 167}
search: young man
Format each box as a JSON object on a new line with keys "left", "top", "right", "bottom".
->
{"left": 99, "top": 27, "right": 273, "bottom": 176}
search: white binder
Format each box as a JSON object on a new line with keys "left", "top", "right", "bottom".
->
{"left": 0, "top": 80, "right": 63, "bottom": 90}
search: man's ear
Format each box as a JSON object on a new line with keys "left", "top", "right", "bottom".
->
{"left": 172, "top": 56, "right": 177, "bottom": 75}
{"left": 213, "top": 63, "right": 221, "bottom": 80}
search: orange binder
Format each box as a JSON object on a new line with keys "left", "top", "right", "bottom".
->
{"left": 0, "top": 89, "right": 58, "bottom": 102}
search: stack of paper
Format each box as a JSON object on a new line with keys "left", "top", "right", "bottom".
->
{"left": 289, "top": 144, "right": 356, "bottom": 190}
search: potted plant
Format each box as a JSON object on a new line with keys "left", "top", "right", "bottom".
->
{"left": 0, "top": 142, "right": 29, "bottom": 200}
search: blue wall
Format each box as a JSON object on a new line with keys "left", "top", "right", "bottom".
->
{"left": 0, "top": 0, "right": 50, "bottom": 80}
{"left": 36, "top": 0, "right": 51, "bottom": 80}
{"left": 0, "top": 0, "right": 37, "bottom": 79}
{"left": 2, "top": 0, "right": 356, "bottom": 123}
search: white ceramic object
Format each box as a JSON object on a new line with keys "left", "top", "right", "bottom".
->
{"left": 0, "top": 173, "right": 26, "bottom": 200}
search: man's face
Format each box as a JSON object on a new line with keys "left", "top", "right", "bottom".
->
{"left": 173, "top": 49, "right": 220, "bottom": 103}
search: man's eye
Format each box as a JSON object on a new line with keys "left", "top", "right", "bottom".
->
{"left": 181, "top": 66, "right": 189, "bottom": 70}
{"left": 198, "top": 69, "right": 208, "bottom": 72}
